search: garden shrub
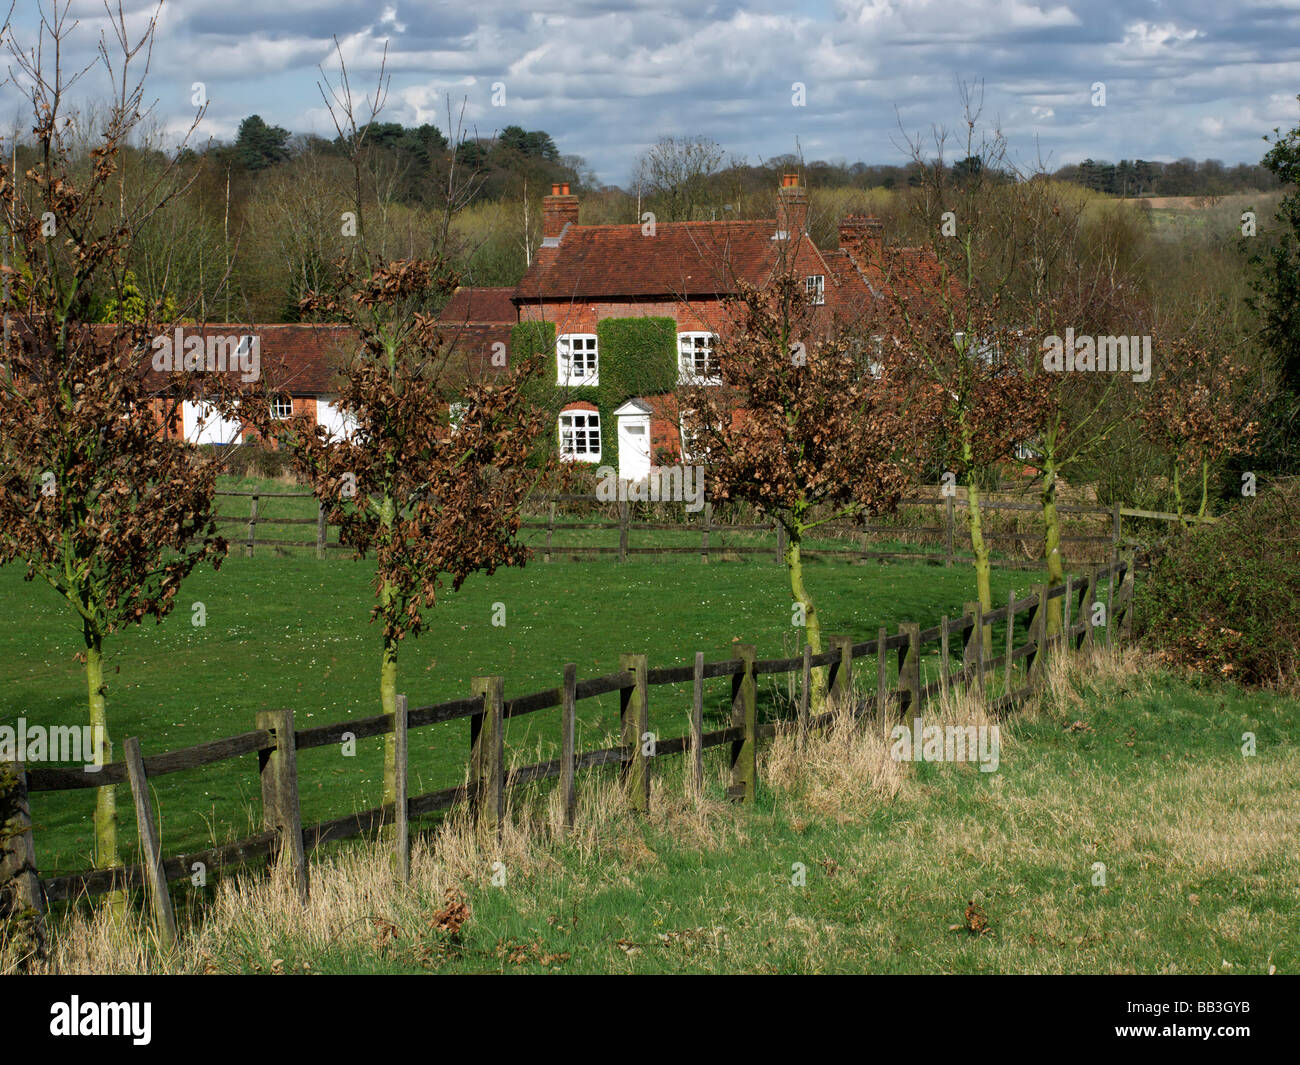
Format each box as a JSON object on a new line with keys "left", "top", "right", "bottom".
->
{"left": 1137, "top": 480, "right": 1300, "bottom": 686}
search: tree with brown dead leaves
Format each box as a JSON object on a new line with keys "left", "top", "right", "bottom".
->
{"left": 682, "top": 275, "right": 919, "bottom": 709}
{"left": 884, "top": 89, "right": 1055, "bottom": 642}
{"left": 1140, "top": 340, "right": 1259, "bottom": 523}
{"left": 239, "top": 253, "right": 552, "bottom": 811}
{"left": 0, "top": 2, "right": 223, "bottom": 913}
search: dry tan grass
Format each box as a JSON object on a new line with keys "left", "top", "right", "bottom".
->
{"left": 764, "top": 694, "right": 909, "bottom": 820}
{"left": 6, "top": 757, "right": 743, "bottom": 975}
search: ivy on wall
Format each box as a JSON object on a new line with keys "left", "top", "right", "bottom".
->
{"left": 511, "top": 316, "right": 678, "bottom": 473}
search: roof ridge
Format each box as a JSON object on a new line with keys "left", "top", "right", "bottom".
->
{"left": 570, "top": 219, "right": 780, "bottom": 230}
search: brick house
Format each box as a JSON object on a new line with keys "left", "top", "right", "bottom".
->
{"left": 141, "top": 324, "right": 359, "bottom": 445}
{"left": 139, "top": 175, "right": 925, "bottom": 478}
{"left": 443, "top": 174, "right": 911, "bottom": 481}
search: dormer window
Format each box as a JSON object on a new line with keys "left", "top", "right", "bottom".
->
{"left": 805, "top": 275, "right": 825, "bottom": 305}
{"left": 677, "top": 332, "right": 721, "bottom": 385}
{"left": 557, "top": 333, "right": 598, "bottom": 385}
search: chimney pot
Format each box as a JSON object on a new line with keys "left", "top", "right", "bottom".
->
{"left": 839, "top": 214, "right": 883, "bottom": 264}
{"left": 543, "top": 184, "right": 579, "bottom": 239}
{"left": 776, "top": 174, "right": 808, "bottom": 236}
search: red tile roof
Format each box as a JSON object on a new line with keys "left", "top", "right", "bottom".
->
{"left": 132, "top": 320, "right": 502, "bottom": 395}
{"left": 440, "top": 286, "right": 518, "bottom": 324}
{"left": 136, "top": 323, "right": 359, "bottom": 394}
{"left": 516, "top": 221, "right": 814, "bottom": 301}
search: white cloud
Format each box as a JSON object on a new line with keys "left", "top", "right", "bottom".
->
{"left": 1119, "top": 21, "right": 1203, "bottom": 58}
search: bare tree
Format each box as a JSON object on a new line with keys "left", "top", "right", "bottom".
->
{"left": 633, "top": 135, "right": 726, "bottom": 222}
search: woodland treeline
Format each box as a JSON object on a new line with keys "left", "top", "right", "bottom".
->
{"left": 4, "top": 105, "right": 1280, "bottom": 327}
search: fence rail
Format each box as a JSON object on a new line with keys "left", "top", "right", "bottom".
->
{"left": 215, "top": 488, "right": 1204, "bottom": 567}
{"left": 2, "top": 560, "right": 1134, "bottom": 950}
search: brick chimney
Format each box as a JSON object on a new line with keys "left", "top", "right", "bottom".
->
{"left": 839, "top": 214, "right": 883, "bottom": 265}
{"left": 543, "top": 183, "right": 578, "bottom": 240}
{"left": 775, "top": 173, "right": 807, "bottom": 238}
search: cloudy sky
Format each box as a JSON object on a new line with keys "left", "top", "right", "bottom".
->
{"left": 2, "top": 0, "right": 1298, "bottom": 185}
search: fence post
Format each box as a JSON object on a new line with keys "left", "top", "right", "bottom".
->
{"left": 1064, "top": 575, "right": 1074, "bottom": 653}
{"left": 123, "top": 737, "right": 178, "bottom": 950}
{"left": 827, "top": 634, "right": 853, "bottom": 709}
{"left": 798, "top": 644, "right": 811, "bottom": 746}
{"left": 1116, "top": 555, "right": 1135, "bottom": 640}
{"left": 618, "top": 500, "right": 629, "bottom": 563}
{"left": 561, "top": 664, "right": 577, "bottom": 826}
{"left": 876, "top": 625, "right": 889, "bottom": 718}
{"left": 897, "top": 623, "right": 920, "bottom": 718}
{"left": 469, "top": 676, "right": 505, "bottom": 842}
{"left": 393, "top": 693, "right": 410, "bottom": 882}
{"left": 256, "top": 708, "right": 308, "bottom": 901}
{"left": 0, "top": 758, "right": 46, "bottom": 965}
{"left": 1003, "top": 590, "right": 1015, "bottom": 697}
{"left": 619, "top": 654, "right": 650, "bottom": 813}
{"left": 945, "top": 495, "right": 955, "bottom": 567}
{"left": 729, "top": 642, "right": 757, "bottom": 801}
{"left": 545, "top": 501, "right": 555, "bottom": 563}
{"left": 1112, "top": 504, "right": 1122, "bottom": 565}
{"left": 1026, "top": 585, "right": 1049, "bottom": 687}
{"left": 246, "top": 494, "right": 258, "bottom": 558}
{"left": 940, "top": 616, "right": 951, "bottom": 694}
{"left": 701, "top": 501, "right": 712, "bottom": 563}
{"left": 1079, "top": 571, "right": 1098, "bottom": 651}
{"left": 1105, "top": 563, "right": 1117, "bottom": 649}
{"left": 961, "top": 601, "right": 978, "bottom": 673}
{"left": 775, "top": 519, "right": 786, "bottom": 565}
{"left": 963, "top": 601, "right": 983, "bottom": 699}
{"left": 315, "top": 500, "right": 326, "bottom": 560}
{"left": 691, "top": 653, "right": 705, "bottom": 795}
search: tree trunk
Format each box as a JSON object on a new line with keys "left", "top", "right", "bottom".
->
{"left": 965, "top": 480, "right": 994, "bottom": 655}
{"left": 378, "top": 491, "right": 399, "bottom": 811}
{"left": 784, "top": 525, "right": 828, "bottom": 711}
{"left": 85, "top": 627, "right": 124, "bottom": 918}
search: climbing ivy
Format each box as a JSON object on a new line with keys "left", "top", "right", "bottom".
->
{"left": 511, "top": 316, "right": 678, "bottom": 472}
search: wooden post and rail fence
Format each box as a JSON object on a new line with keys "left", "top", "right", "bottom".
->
{"left": 217, "top": 489, "right": 1211, "bottom": 568}
{"left": 2, "top": 561, "right": 1134, "bottom": 953}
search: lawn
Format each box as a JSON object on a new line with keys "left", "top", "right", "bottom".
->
{"left": 409, "top": 663, "right": 1299, "bottom": 975}
{"left": 3, "top": 527, "right": 1033, "bottom": 877}
{"left": 23, "top": 651, "right": 1300, "bottom": 974}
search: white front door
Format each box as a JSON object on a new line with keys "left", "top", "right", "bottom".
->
{"left": 617, "top": 414, "right": 651, "bottom": 482}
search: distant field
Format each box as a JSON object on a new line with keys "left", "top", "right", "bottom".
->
{"left": 1118, "top": 189, "right": 1284, "bottom": 240}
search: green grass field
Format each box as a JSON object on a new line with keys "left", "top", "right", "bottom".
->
{"left": 351, "top": 663, "right": 1299, "bottom": 975}
{"left": 24, "top": 651, "right": 1299, "bottom": 975}
{"left": 5, "top": 483, "right": 1297, "bottom": 974}
{"left": 3, "top": 518, "right": 1031, "bottom": 877}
